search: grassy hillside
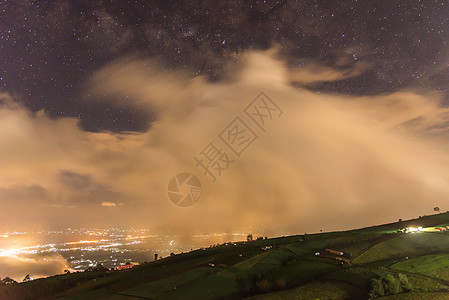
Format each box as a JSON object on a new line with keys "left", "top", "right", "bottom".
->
{"left": 3, "top": 212, "right": 449, "bottom": 299}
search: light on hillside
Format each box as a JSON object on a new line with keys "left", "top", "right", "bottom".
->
{"left": 407, "top": 226, "right": 424, "bottom": 232}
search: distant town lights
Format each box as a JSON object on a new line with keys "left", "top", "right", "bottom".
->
{"left": 0, "top": 248, "right": 20, "bottom": 257}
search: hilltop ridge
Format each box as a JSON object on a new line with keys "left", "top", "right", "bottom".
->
{"left": 2, "top": 212, "right": 449, "bottom": 299}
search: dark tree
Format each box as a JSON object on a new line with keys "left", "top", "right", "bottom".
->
{"left": 368, "top": 278, "right": 385, "bottom": 298}
{"left": 398, "top": 273, "right": 412, "bottom": 291}
{"left": 94, "top": 263, "right": 108, "bottom": 272}
{"left": 384, "top": 274, "right": 402, "bottom": 295}
{"left": 23, "top": 274, "right": 32, "bottom": 282}
{"left": 1, "top": 277, "right": 17, "bottom": 285}
{"left": 247, "top": 234, "right": 253, "bottom": 242}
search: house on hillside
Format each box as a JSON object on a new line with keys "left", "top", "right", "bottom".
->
{"left": 325, "top": 249, "right": 344, "bottom": 256}
{"left": 117, "top": 263, "right": 133, "bottom": 271}
{"left": 319, "top": 249, "right": 351, "bottom": 264}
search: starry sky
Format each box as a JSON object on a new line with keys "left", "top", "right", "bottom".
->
{"left": 2, "top": 1, "right": 449, "bottom": 233}
{"left": 3, "top": 0, "right": 449, "bottom": 132}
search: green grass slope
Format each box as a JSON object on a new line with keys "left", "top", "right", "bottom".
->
{"left": 3, "top": 212, "right": 449, "bottom": 299}
{"left": 353, "top": 232, "right": 449, "bottom": 264}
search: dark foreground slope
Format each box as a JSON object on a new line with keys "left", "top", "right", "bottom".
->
{"left": 3, "top": 213, "right": 449, "bottom": 300}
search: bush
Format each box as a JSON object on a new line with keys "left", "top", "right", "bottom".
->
{"left": 398, "top": 273, "right": 412, "bottom": 291}
{"left": 368, "top": 278, "right": 385, "bottom": 298}
{"left": 384, "top": 274, "right": 402, "bottom": 295}
{"left": 255, "top": 279, "right": 271, "bottom": 293}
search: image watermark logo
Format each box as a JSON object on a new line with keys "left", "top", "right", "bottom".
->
{"left": 219, "top": 117, "right": 258, "bottom": 157}
{"left": 167, "top": 92, "right": 283, "bottom": 207}
{"left": 167, "top": 173, "right": 202, "bottom": 207}
{"left": 244, "top": 92, "right": 283, "bottom": 132}
{"left": 194, "top": 141, "right": 235, "bottom": 183}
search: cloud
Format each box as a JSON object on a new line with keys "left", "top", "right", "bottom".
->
{"left": 60, "top": 171, "right": 95, "bottom": 190}
{"left": 1, "top": 50, "right": 449, "bottom": 235}
{"left": 289, "top": 59, "right": 371, "bottom": 84}
{"left": 0, "top": 253, "right": 67, "bottom": 281}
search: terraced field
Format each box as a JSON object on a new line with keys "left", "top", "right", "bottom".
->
{"left": 3, "top": 212, "right": 449, "bottom": 299}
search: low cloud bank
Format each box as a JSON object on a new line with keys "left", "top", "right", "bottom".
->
{"left": 1, "top": 49, "right": 449, "bottom": 234}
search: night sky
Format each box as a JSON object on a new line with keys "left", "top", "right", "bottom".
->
{"left": 3, "top": 1, "right": 449, "bottom": 132}
{"left": 2, "top": 1, "right": 449, "bottom": 233}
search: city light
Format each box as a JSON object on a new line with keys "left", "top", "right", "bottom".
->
{"left": 0, "top": 228, "right": 251, "bottom": 273}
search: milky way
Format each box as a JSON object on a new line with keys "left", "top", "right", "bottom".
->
{"left": 2, "top": 1, "right": 449, "bottom": 234}
{"left": 2, "top": 1, "right": 449, "bottom": 132}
